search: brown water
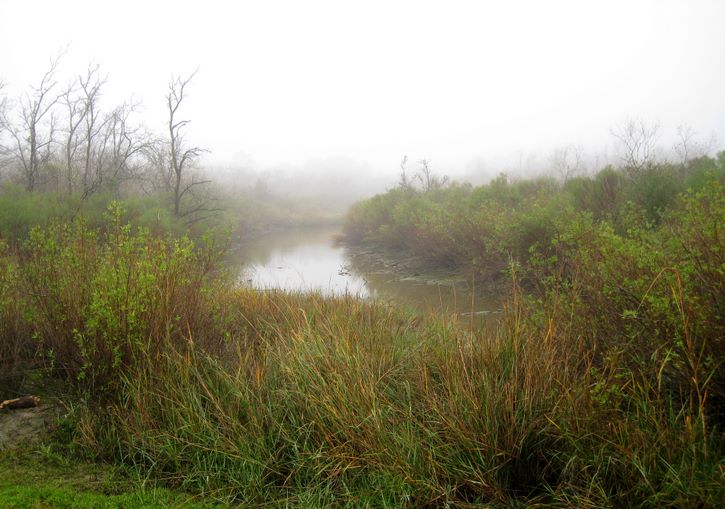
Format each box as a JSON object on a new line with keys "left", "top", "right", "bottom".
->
{"left": 228, "top": 226, "right": 502, "bottom": 317}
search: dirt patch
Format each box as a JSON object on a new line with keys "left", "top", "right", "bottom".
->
{"left": 0, "top": 403, "right": 57, "bottom": 450}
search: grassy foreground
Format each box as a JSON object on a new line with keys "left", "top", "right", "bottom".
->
{"left": 1, "top": 184, "right": 723, "bottom": 507}
{"left": 0, "top": 448, "right": 218, "bottom": 508}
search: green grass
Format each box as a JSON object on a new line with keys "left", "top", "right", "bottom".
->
{"left": 0, "top": 479, "right": 216, "bottom": 509}
{"left": 0, "top": 445, "right": 221, "bottom": 508}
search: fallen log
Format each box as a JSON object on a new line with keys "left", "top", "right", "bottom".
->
{"left": 0, "top": 396, "right": 41, "bottom": 410}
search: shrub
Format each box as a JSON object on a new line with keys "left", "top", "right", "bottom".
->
{"left": 18, "top": 203, "right": 221, "bottom": 394}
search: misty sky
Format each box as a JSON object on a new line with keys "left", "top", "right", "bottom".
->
{"left": 1, "top": 0, "right": 724, "bottom": 177}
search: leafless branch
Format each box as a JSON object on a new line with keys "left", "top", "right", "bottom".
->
{"left": 4, "top": 51, "right": 65, "bottom": 190}
{"left": 674, "top": 124, "right": 716, "bottom": 167}
{"left": 610, "top": 118, "right": 660, "bottom": 176}
{"left": 166, "top": 68, "right": 208, "bottom": 216}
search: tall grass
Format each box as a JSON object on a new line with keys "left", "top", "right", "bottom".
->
{"left": 0, "top": 194, "right": 723, "bottom": 506}
{"left": 80, "top": 287, "right": 722, "bottom": 507}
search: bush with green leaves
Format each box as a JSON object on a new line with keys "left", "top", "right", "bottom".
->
{"left": 17, "top": 203, "right": 221, "bottom": 394}
{"left": 345, "top": 156, "right": 724, "bottom": 286}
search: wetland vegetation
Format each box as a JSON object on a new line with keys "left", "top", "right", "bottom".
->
{"left": 1, "top": 10, "right": 724, "bottom": 504}
{"left": 1, "top": 151, "right": 723, "bottom": 507}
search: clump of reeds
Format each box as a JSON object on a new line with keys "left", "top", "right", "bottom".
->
{"left": 87, "top": 285, "right": 724, "bottom": 507}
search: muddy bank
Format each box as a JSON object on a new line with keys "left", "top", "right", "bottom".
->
{"left": 0, "top": 401, "right": 58, "bottom": 450}
{"left": 344, "top": 240, "right": 508, "bottom": 293}
{"left": 342, "top": 241, "right": 506, "bottom": 316}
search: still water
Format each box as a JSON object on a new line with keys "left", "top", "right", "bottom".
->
{"left": 228, "top": 226, "right": 501, "bottom": 316}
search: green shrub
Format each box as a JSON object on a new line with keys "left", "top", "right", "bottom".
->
{"left": 18, "top": 203, "right": 221, "bottom": 394}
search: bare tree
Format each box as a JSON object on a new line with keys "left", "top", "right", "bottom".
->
{"left": 673, "top": 124, "right": 716, "bottom": 167}
{"left": 610, "top": 119, "right": 660, "bottom": 176}
{"left": 416, "top": 159, "right": 448, "bottom": 192}
{"left": 140, "top": 138, "right": 172, "bottom": 194}
{"left": 97, "top": 101, "right": 150, "bottom": 193}
{"left": 1, "top": 53, "right": 64, "bottom": 190}
{"left": 0, "top": 80, "right": 9, "bottom": 171}
{"left": 397, "top": 155, "right": 413, "bottom": 190}
{"left": 59, "top": 65, "right": 151, "bottom": 197}
{"left": 0, "top": 80, "right": 6, "bottom": 129}
{"left": 76, "top": 65, "right": 109, "bottom": 196}
{"left": 166, "top": 70, "right": 209, "bottom": 216}
{"left": 60, "top": 78, "right": 85, "bottom": 193}
{"left": 549, "top": 144, "right": 585, "bottom": 183}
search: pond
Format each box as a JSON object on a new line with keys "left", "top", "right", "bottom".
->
{"left": 227, "top": 226, "right": 502, "bottom": 317}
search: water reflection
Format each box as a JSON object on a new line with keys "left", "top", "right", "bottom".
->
{"left": 228, "top": 226, "right": 501, "bottom": 316}
{"left": 232, "top": 227, "right": 368, "bottom": 295}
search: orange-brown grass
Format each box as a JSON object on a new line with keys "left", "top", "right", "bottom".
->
{"left": 82, "top": 285, "right": 723, "bottom": 507}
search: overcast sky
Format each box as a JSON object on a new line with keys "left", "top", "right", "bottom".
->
{"left": 1, "top": 0, "right": 724, "bottom": 177}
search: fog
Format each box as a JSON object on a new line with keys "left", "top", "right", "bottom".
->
{"left": 1, "top": 0, "right": 724, "bottom": 187}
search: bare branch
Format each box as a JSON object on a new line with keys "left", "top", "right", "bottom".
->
{"left": 4, "top": 52, "right": 65, "bottom": 190}
{"left": 165, "top": 68, "right": 208, "bottom": 216}
{"left": 674, "top": 124, "right": 716, "bottom": 167}
{"left": 549, "top": 144, "right": 585, "bottom": 183}
{"left": 610, "top": 118, "right": 660, "bottom": 176}
{"left": 415, "top": 159, "right": 449, "bottom": 192}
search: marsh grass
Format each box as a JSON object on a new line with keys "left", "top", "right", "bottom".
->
{"left": 0, "top": 196, "right": 723, "bottom": 507}
{"left": 82, "top": 286, "right": 722, "bottom": 507}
